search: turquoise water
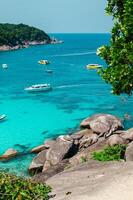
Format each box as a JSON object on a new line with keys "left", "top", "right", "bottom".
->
{"left": 0, "top": 34, "right": 133, "bottom": 175}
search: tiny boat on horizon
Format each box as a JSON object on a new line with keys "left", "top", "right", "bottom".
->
{"left": 38, "top": 60, "right": 50, "bottom": 65}
{"left": 24, "top": 84, "right": 52, "bottom": 92}
{"left": 86, "top": 64, "right": 102, "bottom": 70}
{"left": 0, "top": 114, "right": 6, "bottom": 121}
{"left": 51, "top": 37, "right": 64, "bottom": 44}
{"left": 2, "top": 64, "right": 8, "bottom": 69}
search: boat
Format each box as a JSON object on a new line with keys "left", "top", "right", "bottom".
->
{"left": 86, "top": 64, "right": 102, "bottom": 70}
{"left": 51, "top": 37, "right": 64, "bottom": 44}
{"left": 24, "top": 84, "right": 52, "bottom": 92}
{"left": 2, "top": 64, "right": 8, "bottom": 69}
{"left": 0, "top": 114, "right": 6, "bottom": 121}
{"left": 45, "top": 69, "right": 53, "bottom": 74}
{"left": 38, "top": 60, "right": 50, "bottom": 65}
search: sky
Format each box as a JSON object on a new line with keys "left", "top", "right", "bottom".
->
{"left": 0, "top": 0, "right": 113, "bottom": 33}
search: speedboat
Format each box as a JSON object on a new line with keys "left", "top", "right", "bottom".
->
{"left": 45, "top": 69, "right": 53, "bottom": 74}
{"left": 2, "top": 64, "right": 8, "bottom": 69}
{"left": 86, "top": 64, "right": 102, "bottom": 70}
{"left": 38, "top": 60, "right": 50, "bottom": 65}
{"left": 24, "top": 84, "right": 52, "bottom": 92}
{"left": 0, "top": 114, "right": 6, "bottom": 121}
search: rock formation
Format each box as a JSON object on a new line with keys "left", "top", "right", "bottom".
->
{"left": 29, "top": 113, "right": 133, "bottom": 179}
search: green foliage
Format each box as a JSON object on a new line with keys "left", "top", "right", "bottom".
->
{"left": 0, "top": 171, "right": 51, "bottom": 200}
{"left": 0, "top": 23, "right": 51, "bottom": 47}
{"left": 97, "top": 0, "right": 133, "bottom": 95}
{"left": 91, "top": 145, "right": 126, "bottom": 161}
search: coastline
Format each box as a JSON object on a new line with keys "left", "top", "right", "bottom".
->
{"left": 0, "top": 39, "right": 63, "bottom": 52}
{"left": 0, "top": 33, "right": 132, "bottom": 182}
{"left": 0, "top": 40, "right": 51, "bottom": 52}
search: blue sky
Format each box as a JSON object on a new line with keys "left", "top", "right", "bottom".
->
{"left": 0, "top": 0, "right": 113, "bottom": 33}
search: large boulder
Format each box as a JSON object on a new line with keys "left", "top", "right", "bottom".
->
{"left": 120, "top": 128, "right": 133, "bottom": 141}
{"left": 29, "top": 150, "right": 47, "bottom": 174}
{"left": 0, "top": 148, "right": 18, "bottom": 161}
{"left": 79, "top": 133, "right": 98, "bottom": 149}
{"left": 46, "top": 135, "right": 75, "bottom": 166}
{"left": 69, "top": 137, "right": 108, "bottom": 166}
{"left": 80, "top": 114, "right": 123, "bottom": 137}
{"left": 44, "top": 139, "right": 56, "bottom": 149}
{"left": 31, "top": 145, "right": 46, "bottom": 153}
{"left": 107, "top": 134, "right": 127, "bottom": 146}
{"left": 71, "top": 129, "right": 94, "bottom": 140}
{"left": 32, "top": 160, "right": 69, "bottom": 183}
{"left": 125, "top": 141, "right": 133, "bottom": 161}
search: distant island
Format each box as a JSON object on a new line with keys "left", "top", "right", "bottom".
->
{"left": 0, "top": 23, "right": 52, "bottom": 51}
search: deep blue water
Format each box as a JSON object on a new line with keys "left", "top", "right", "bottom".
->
{"left": 0, "top": 34, "right": 133, "bottom": 175}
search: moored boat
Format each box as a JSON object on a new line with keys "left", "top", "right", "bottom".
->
{"left": 2, "top": 64, "right": 8, "bottom": 69}
{"left": 45, "top": 69, "right": 53, "bottom": 74}
{"left": 24, "top": 84, "right": 52, "bottom": 92}
{"left": 38, "top": 60, "right": 50, "bottom": 65}
{"left": 86, "top": 64, "right": 102, "bottom": 70}
{"left": 0, "top": 114, "right": 6, "bottom": 121}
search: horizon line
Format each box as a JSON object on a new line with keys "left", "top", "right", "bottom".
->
{"left": 48, "top": 32, "right": 111, "bottom": 34}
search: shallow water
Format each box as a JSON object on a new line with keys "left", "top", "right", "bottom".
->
{"left": 0, "top": 34, "right": 133, "bottom": 175}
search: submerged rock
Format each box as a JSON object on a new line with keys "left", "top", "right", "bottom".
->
{"left": 80, "top": 113, "right": 123, "bottom": 137}
{"left": 0, "top": 148, "right": 18, "bottom": 161}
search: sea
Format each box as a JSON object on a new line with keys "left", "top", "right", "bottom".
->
{"left": 0, "top": 34, "right": 133, "bottom": 176}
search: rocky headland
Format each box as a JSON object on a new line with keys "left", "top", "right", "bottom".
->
{"left": 0, "top": 23, "right": 53, "bottom": 52}
{"left": 1, "top": 113, "right": 133, "bottom": 200}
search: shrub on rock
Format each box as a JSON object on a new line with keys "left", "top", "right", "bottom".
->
{"left": 0, "top": 171, "right": 51, "bottom": 200}
{"left": 92, "top": 145, "right": 126, "bottom": 161}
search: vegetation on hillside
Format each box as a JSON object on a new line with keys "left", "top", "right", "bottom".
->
{"left": 0, "top": 23, "right": 51, "bottom": 47}
{"left": 92, "top": 145, "right": 127, "bottom": 161}
{"left": 0, "top": 171, "right": 51, "bottom": 200}
{"left": 97, "top": 0, "right": 133, "bottom": 95}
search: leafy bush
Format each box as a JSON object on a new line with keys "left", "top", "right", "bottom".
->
{"left": 0, "top": 171, "right": 51, "bottom": 200}
{"left": 91, "top": 145, "right": 126, "bottom": 161}
{"left": 97, "top": 0, "right": 133, "bottom": 95}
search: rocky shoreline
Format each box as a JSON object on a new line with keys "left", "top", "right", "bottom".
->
{"left": 1, "top": 113, "right": 133, "bottom": 182}
{"left": 0, "top": 39, "right": 62, "bottom": 52}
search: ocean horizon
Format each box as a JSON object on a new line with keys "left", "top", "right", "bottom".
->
{"left": 0, "top": 33, "right": 133, "bottom": 175}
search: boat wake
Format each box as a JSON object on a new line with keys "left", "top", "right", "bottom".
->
{"left": 52, "top": 51, "right": 96, "bottom": 57}
{"left": 55, "top": 83, "right": 90, "bottom": 89}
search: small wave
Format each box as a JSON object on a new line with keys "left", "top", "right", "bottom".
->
{"left": 55, "top": 83, "right": 89, "bottom": 89}
{"left": 53, "top": 51, "right": 96, "bottom": 57}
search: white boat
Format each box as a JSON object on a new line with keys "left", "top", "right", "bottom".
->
{"left": 45, "top": 69, "right": 53, "bottom": 74}
{"left": 51, "top": 37, "right": 64, "bottom": 44}
{"left": 24, "top": 84, "right": 52, "bottom": 92}
{"left": 38, "top": 60, "right": 50, "bottom": 65}
{"left": 0, "top": 114, "right": 6, "bottom": 121}
{"left": 2, "top": 64, "right": 8, "bottom": 69}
